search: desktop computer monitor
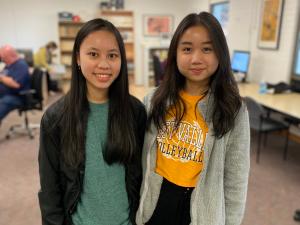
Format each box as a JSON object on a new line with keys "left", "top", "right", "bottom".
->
{"left": 231, "top": 50, "right": 250, "bottom": 82}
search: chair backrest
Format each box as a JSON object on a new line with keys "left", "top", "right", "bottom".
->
{"left": 25, "top": 68, "right": 45, "bottom": 110}
{"left": 243, "top": 97, "right": 266, "bottom": 127}
{"left": 31, "top": 68, "right": 44, "bottom": 101}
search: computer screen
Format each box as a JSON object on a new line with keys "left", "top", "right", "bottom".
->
{"left": 231, "top": 51, "right": 250, "bottom": 74}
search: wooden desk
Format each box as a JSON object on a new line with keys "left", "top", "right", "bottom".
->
{"left": 238, "top": 83, "right": 300, "bottom": 120}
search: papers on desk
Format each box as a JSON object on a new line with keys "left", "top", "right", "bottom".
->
{"left": 49, "top": 64, "right": 66, "bottom": 80}
{"left": 233, "top": 72, "right": 246, "bottom": 83}
{"left": 50, "top": 64, "right": 66, "bottom": 74}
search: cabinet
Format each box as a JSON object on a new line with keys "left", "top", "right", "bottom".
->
{"left": 100, "top": 10, "right": 135, "bottom": 76}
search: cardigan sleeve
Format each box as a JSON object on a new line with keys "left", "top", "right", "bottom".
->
{"left": 224, "top": 103, "right": 250, "bottom": 225}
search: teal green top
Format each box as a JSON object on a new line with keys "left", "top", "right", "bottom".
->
{"left": 72, "top": 101, "right": 131, "bottom": 225}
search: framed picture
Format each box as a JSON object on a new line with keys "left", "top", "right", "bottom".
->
{"left": 143, "top": 15, "right": 173, "bottom": 36}
{"left": 257, "top": 0, "right": 284, "bottom": 49}
{"left": 210, "top": 1, "right": 229, "bottom": 36}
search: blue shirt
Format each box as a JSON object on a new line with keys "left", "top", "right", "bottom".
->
{"left": 0, "top": 59, "right": 30, "bottom": 95}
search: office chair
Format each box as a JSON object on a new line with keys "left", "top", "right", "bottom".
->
{"left": 152, "top": 55, "right": 163, "bottom": 86}
{"left": 294, "top": 209, "right": 300, "bottom": 222}
{"left": 244, "top": 97, "right": 290, "bottom": 163}
{"left": 6, "top": 68, "right": 45, "bottom": 139}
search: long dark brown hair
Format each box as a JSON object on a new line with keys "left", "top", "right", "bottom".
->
{"left": 60, "top": 18, "right": 136, "bottom": 167}
{"left": 149, "top": 12, "right": 242, "bottom": 138}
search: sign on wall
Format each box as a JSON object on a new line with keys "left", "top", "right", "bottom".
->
{"left": 143, "top": 15, "right": 173, "bottom": 36}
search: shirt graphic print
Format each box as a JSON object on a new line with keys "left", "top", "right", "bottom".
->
{"left": 155, "top": 91, "right": 208, "bottom": 187}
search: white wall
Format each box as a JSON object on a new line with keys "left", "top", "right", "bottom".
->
{"left": 0, "top": 0, "right": 100, "bottom": 51}
{"left": 0, "top": 0, "right": 299, "bottom": 84}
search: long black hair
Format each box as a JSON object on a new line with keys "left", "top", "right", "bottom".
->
{"left": 60, "top": 18, "right": 136, "bottom": 167}
{"left": 149, "top": 12, "right": 242, "bottom": 138}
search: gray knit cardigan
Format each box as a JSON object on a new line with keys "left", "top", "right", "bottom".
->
{"left": 136, "top": 89, "right": 250, "bottom": 225}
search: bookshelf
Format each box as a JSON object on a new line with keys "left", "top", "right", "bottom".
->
{"left": 100, "top": 10, "right": 135, "bottom": 76}
{"left": 57, "top": 21, "right": 83, "bottom": 92}
{"left": 58, "top": 21, "right": 84, "bottom": 78}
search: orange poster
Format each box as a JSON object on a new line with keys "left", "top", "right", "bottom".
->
{"left": 258, "top": 0, "right": 284, "bottom": 49}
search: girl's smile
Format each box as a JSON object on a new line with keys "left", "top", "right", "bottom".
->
{"left": 93, "top": 72, "right": 112, "bottom": 82}
{"left": 189, "top": 68, "right": 206, "bottom": 75}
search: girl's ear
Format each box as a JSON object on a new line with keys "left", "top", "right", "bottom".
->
{"left": 76, "top": 52, "right": 80, "bottom": 66}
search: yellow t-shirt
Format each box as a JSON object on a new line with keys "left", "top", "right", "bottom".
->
{"left": 155, "top": 90, "right": 208, "bottom": 187}
{"left": 34, "top": 47, "right": 50, "bottom": 70}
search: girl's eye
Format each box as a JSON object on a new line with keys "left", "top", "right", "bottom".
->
{"left": 183, "top": 47, "right": 192, "bottom": 53}
{"left": 88, "top": 52, "right": 98, "bottom": 57}
{"left": 108, "top": 53, "right": 119, "bottom": 59}
{"left": 202, "top": 47, "right": 213, "bottom": 53}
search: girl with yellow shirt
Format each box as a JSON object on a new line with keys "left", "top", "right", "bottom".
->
{"left": 136, "top": 12, "right": 250, "bottom": 225}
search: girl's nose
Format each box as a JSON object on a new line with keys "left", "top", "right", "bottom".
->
{"left": 97, "top": 59, "right": 109, "bottom": 69}
{"left": 191, "top": 50, "right": 204, "bottom": 64}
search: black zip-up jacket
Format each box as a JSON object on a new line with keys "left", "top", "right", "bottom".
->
{"left": 38, "top": 96, "right": 147, "bottom": 225}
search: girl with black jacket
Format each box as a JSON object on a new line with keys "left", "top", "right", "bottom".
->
{"left": 38, "top": 18, "right": 146, "bottom": 225}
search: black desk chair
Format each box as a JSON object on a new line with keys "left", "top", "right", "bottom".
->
{"left": 244, "top": 97, "right": 290, "bottom": 163}
{"left": 294, "top": 209, "right": 300, "bottom": 222}
{"left": 6, "top": 68, "right": 45, "bottom": 139}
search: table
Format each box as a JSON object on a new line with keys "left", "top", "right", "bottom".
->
{"left": 238, "top": 83, "right": 300, "bottom": 120}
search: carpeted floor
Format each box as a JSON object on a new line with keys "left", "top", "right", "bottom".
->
{"left": 0, "top": 89, "right": 299, "bottom": 225}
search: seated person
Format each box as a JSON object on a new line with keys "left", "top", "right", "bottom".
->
{"left": 34, "top": 41, "right": 59, "bottom": 92}
{"left": 0, "top": 45, "right": 30, "bottom": 123}
{"left": 152, "top": 54, "right": 164, "bottom": 87}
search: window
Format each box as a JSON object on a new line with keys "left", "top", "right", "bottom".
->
{"left": 210, "top": 1, "right": 229, "bottom": 35}
{"left": 292, "top": 32, "right": 300, "bottom": 81}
